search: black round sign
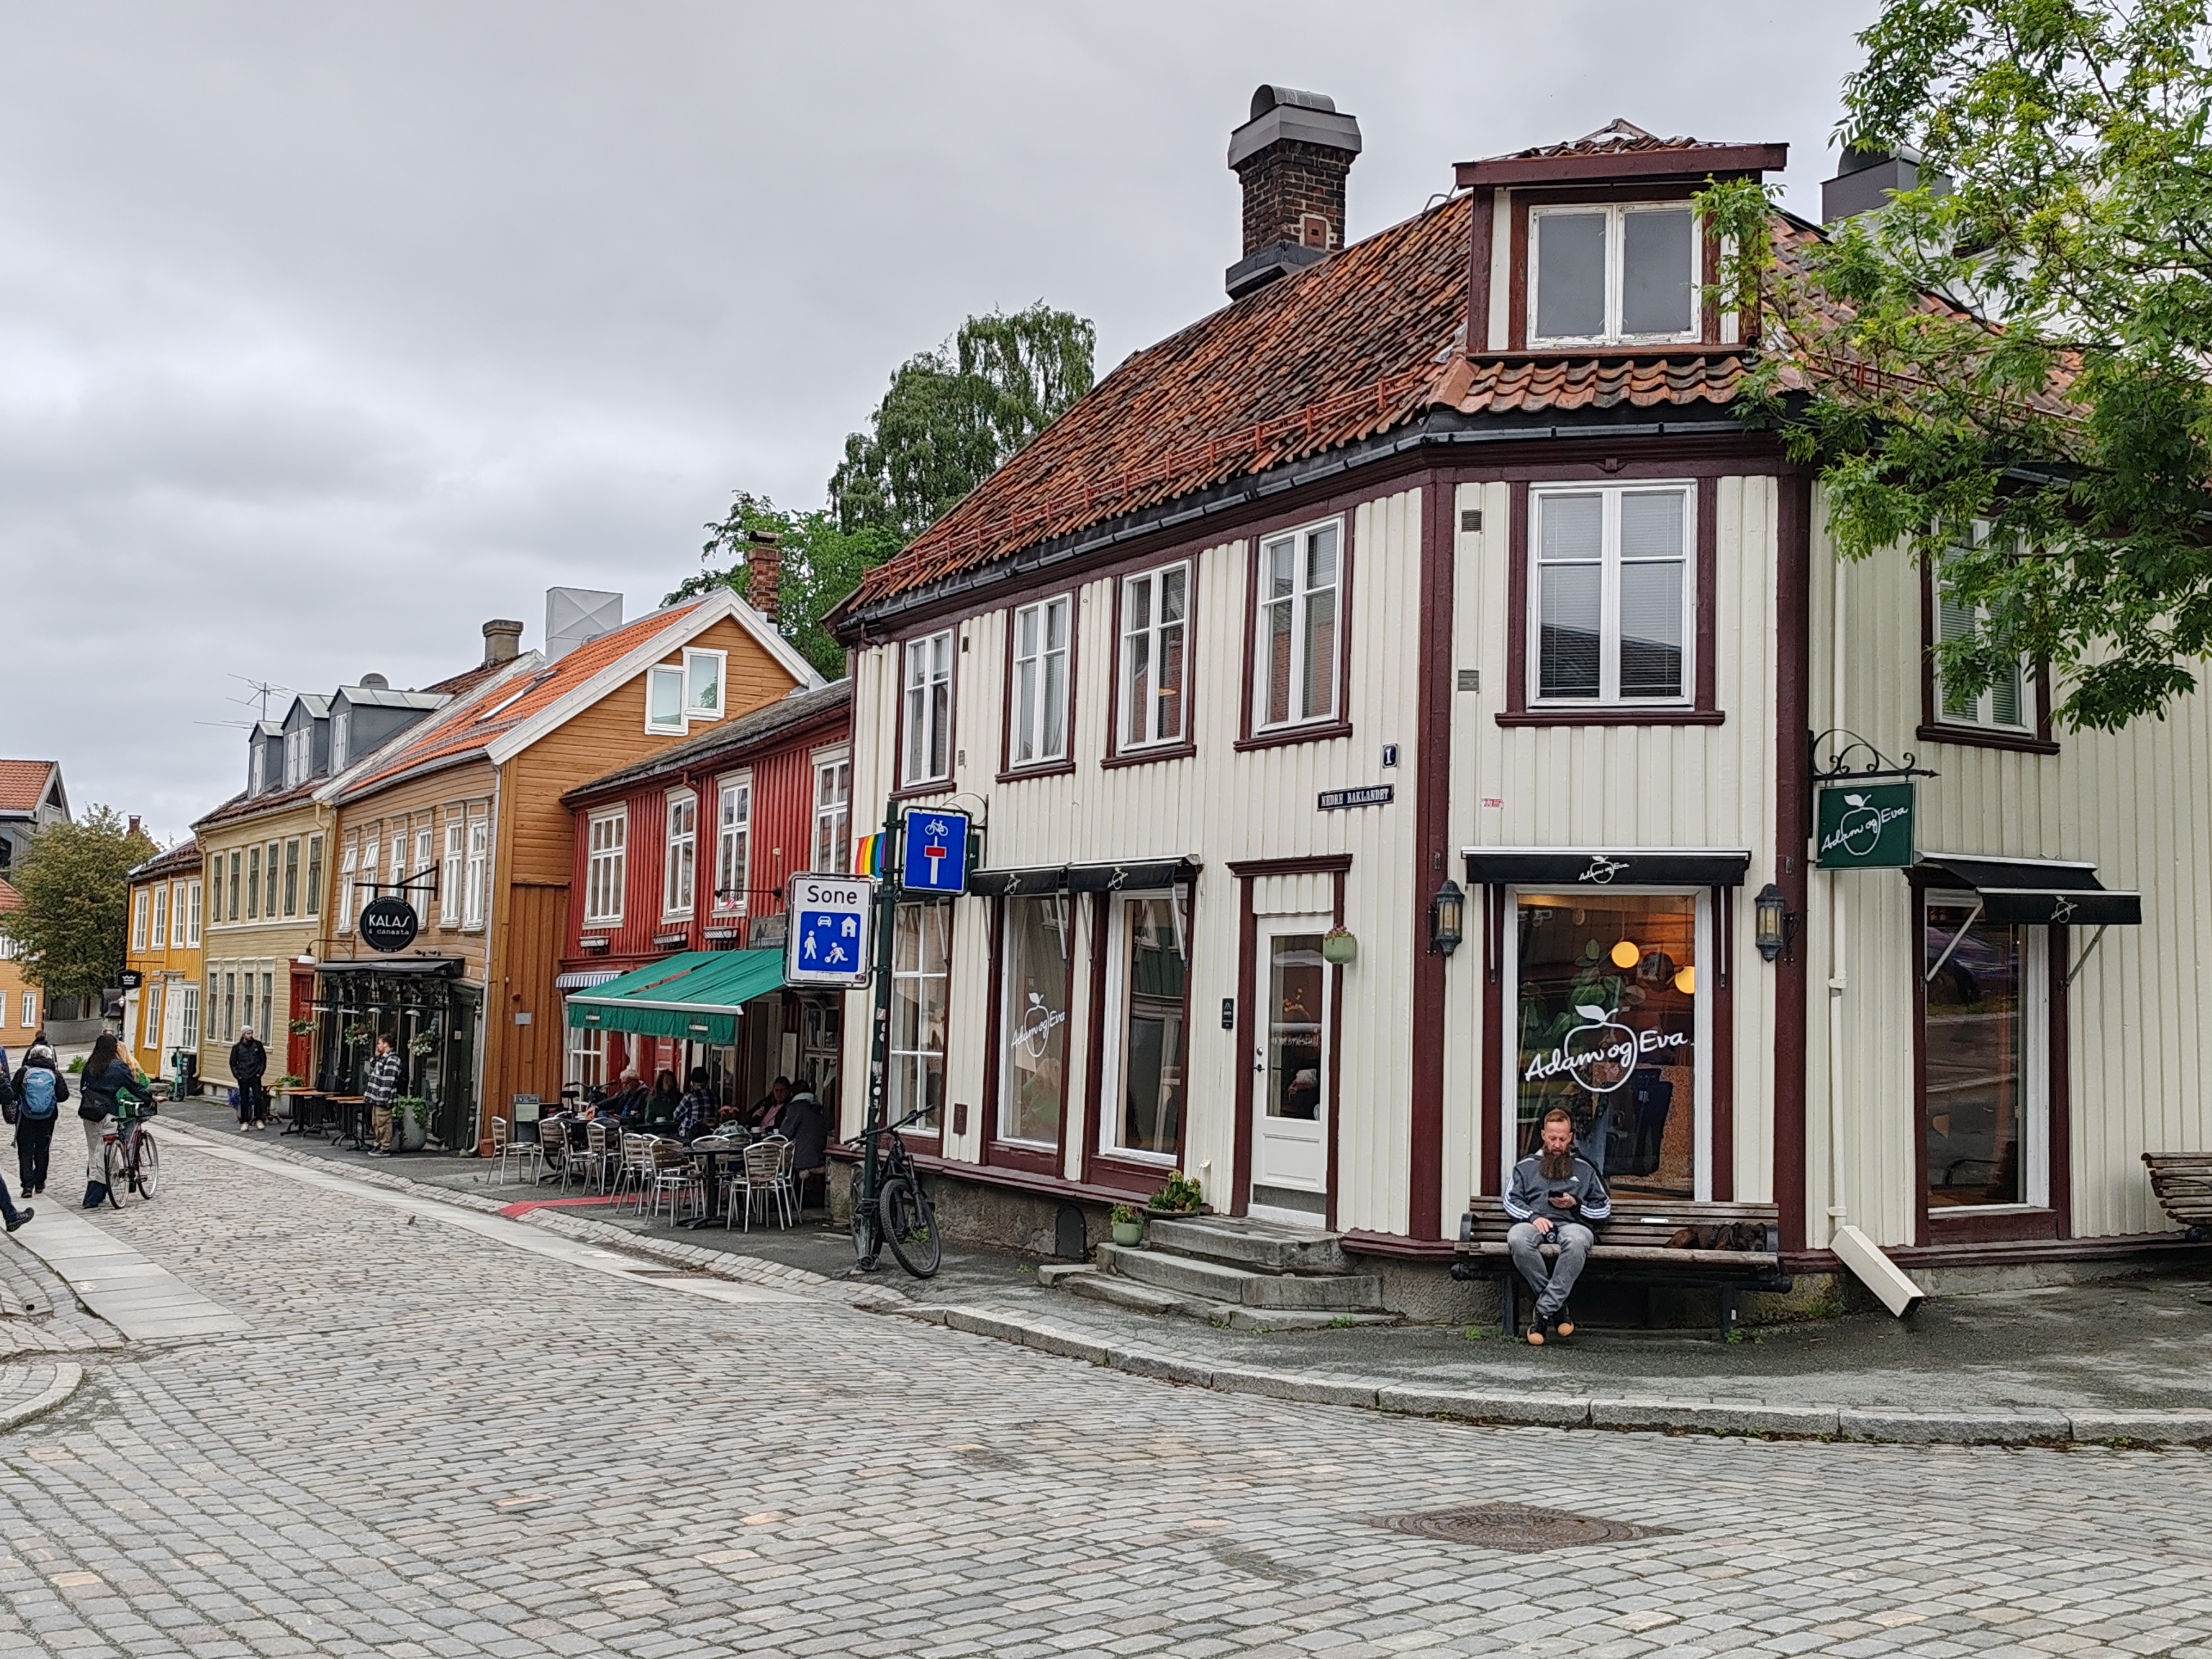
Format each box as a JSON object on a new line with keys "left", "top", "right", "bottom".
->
{"left": 359, "top": 896, "right": 420, "bottom": 954}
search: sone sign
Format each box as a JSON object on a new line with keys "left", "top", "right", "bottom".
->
{"left": 785, "top": 874, "right": 874, "bottom": 988}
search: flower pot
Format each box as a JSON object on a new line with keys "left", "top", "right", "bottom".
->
{"left": 1143, "top": 1204, "right": 1207, "bottom": 1221}
{"left": 1111, "top": 1219, "right": 1144, "bottom": 1247}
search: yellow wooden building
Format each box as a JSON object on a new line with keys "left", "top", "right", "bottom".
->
{"left": 124, "top": 840, "right": 205, "bottom": 1085}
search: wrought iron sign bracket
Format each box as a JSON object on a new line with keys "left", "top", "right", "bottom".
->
{"left": 1810, "top": 728, "right": 1940, "bottom": 785}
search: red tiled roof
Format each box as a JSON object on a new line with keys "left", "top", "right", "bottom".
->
{"left": 0, "top": 760, "right": 57, "bottom": 815}
{"left": 129, "top": 839, "right": 202, "bottom": 882}
{"left": 193, "top": 783, "right": 310, "bottom": 832}
{"left": 0, "top": 877, "right": 19, "bottom": 913}
{"left": 1485, "top": 118, "right": 1748, "bottom": 165}
{"left": 339, "top": 601, "right": 712, "bottom": 796}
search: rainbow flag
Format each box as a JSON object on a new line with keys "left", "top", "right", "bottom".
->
{"left": 853, "top": 833, "right": 886, "bottom": 878}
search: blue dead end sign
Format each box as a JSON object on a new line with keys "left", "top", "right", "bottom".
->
{"left": 785, "top": 872, "right": 874, "bottom": 987}
{"left": 901, "top": 807, "right": 972, "bottom": 896}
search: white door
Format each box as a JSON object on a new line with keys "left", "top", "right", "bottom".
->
{"left": 1250, "top": 914, "right": 1330, "bottom": 1217}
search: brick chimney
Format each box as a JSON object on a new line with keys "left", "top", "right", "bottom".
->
{"left": 1226, "top": 85, "right": 1362, "bottom": 301}
{"left": 746, "top": 530, "right": 782, "bottom": 623}
{"left": 482, "top": 618, "right": 524, "bottom": 666}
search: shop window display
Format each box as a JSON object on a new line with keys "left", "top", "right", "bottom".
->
{"left": 1515, "top": 893, "right": 1698, "bottom": 1199}
{"left": 1922, "top": 900, "right": 2031, "bottom": 1207}
{"left": 999, "top": 896, "right": 1071, "bottom": 1147}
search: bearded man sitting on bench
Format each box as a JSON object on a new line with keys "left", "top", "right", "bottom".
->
{"left": 1503, "top": 1105, "right": 1613, "bottom": 1345}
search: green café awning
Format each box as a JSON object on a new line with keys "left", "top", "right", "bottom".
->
{"left": 563, "top": 949, "right": 785, "bottom": 1044}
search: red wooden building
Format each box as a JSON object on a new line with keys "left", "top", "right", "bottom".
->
{"left": 555, "top": 680, "right": 853, "bottom": 1106}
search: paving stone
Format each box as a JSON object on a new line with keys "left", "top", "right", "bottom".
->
{"left": 1836, "top": 1409, "right": 2072, "bottom": 1445}
{"left": 1373, "top": 1385, "right": 1592, "bottom": 1425}
{"left": 1590, "top": 1399, "right": 1840, "bottom": 1437}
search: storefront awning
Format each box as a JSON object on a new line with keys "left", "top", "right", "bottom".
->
{"left": 1915, "top": 853, "right": 2142, "bottom": 926}
{"left": 1460, "top": 847, "right": 1754, "bottom": 887}
{"left": 563, "top": 948, "right": 785, "bottom": 1043}
{"left": 968, "top": 858, "right": 1200, "bottom": 897}
{"left": 317, "top": 956, "right": 465, "bottom": 978}
{"left": 553, "top": 968, "right": 620, "bottom": 991}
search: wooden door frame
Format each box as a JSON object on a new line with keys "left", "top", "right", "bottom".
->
{"left": 1228, "top": 855, "right": 1350, "bottom": 1224}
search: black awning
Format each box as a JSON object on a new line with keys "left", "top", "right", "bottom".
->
{"left": 1460, "top": 846, "right": 1754, "bottom": 888}
{"left": 1915, "top": 853, "right": 2142, "bottom": 926}
{"left": 969, "top": 859, "right": 1200, "bottom": 898}
{"left": 317, "top": 956, "right": 466, "bottom": 977}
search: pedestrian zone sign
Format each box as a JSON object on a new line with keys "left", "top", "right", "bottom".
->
{"left": 785, "top": 873, "right": 874, "bottom": 987}
{"left": 901, "top": 806, "right": 972, "bottom": 896}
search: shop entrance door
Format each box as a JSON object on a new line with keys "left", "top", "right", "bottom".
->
{"left": 1249, "top": 914, "right": 1331, "bottom": 1223}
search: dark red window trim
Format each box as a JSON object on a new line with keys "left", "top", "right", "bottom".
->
{"left": 978, "top": 891, "right": 1071, "bottom": 1179}
{"left": 891, "top": 624, "right": 960, "bottom": 796}
{"left": 997, "top": 591, "right": 1080, "bottom": 783}
{"left": 1506, "top": 182, "right": 1721, "bottom": 354}
{"left": 1104, "top": 556, "right": 1200, "bottom": 767}
{"left": 1237, "top": 511, "right": 1357, "bottom": 750}
{"left": 1916, "top": 558, "right": 2060, "bottom": 755}
{"left": 1079, "top": 886, "right": 1195, "bottom": 1190}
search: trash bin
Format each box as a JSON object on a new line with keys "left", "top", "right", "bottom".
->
{"left": 172, "top": 1049, "right": 199, "bottom": 1098}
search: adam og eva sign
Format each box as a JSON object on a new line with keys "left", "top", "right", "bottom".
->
{"left": 1816, "top": 782, "right": 1915, "bottom": 870}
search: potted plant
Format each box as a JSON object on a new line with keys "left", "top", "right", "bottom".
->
{"left": 1110, "top": 1203, "right": 1145, "bottom": 1247}
{"left": 407, "top": 1031, "right": 435, "bottom": 1062}
{"left": 342, "top": 1022, "right": 374, "bottom": 1050}
{"left": 288, "top": 1017, "right": 316, "bottom": 1037}
{"left": 383, "top": 1094, "right": 431, "bottom": 1153}
{"left": 1145, "top": 1170, "right": 1205, "bottom": 1219}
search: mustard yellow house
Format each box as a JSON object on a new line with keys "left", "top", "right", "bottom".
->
{"left": 124, "top": 840, "right": 205, "bottom": 1086}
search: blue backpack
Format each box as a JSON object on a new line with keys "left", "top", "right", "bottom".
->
{"left": 17, "top": 1067, "right": 57, "bottom": 1119}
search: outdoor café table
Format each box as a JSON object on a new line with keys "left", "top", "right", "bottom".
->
{"left": 280, "top": 1091, "right": 330, "bottom": 1138}
{"left": 329, "top": 1096, "right": 371, "bottom": 1150}
{"left": 681, "top": 1136, "right": 755, "bottom": 1229}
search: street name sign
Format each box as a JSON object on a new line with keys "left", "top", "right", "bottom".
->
{"left": 900, "top": 807, "right": 972, "bottom": 895}
{"left": 785, "top": 874, "right": 875, "bottom": 987}
{"left": 1815, "top": 781, "right": 1915, "bottom": 869}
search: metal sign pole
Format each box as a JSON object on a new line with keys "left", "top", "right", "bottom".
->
{"left": 858, "top": 801, "right": 901, "bottom": 1268}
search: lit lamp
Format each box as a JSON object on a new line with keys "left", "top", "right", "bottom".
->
{"left": 1754, "top": 882, "right": 1790, "bottom": 963}
{"left": 1430, "top": 878, "right": 1466, "bottom": 956}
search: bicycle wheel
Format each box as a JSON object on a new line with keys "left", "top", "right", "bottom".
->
{"left": 101, "top": 1140, "right": 126, "bottom": 1208}
{"left": 848, "top": 1166, "right": 879, "bottom": 1268}
{"left": 878, "top": 1173, "right": 942, "bottom": 1279}
{"left": 132, "top": 1134, "right": 159, "bottom": 1199}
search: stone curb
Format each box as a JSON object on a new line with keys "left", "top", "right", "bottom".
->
{"left": 896, "top": 1302, "right": 2212, "bottom": 1449}
{"left": 0, "top": 1362, "right": 84, "bottom": 1434}
{"left": 165, "top": 1125, "right": 905, "bottom": 1311}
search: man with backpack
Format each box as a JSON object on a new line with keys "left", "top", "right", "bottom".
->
{"left": 8, "top": 1035, "right": 65, "bottom": 1206}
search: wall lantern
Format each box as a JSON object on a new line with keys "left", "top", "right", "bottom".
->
{"left": 1754, "top": 882, "right": 1792, "bottom": 963}
{"left": 1321, "top": 926, "right": 1359, "bottom": 966}
{"left": 1429, "top": 878, "right": 1466, "bottom": 957}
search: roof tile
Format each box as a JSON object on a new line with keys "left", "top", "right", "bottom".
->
{"left": 0, "top": 760, "right": 58, "bottom": 815}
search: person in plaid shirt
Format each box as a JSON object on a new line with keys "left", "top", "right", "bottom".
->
{"left": 362, "top": 1033, "right": 405, "bottom": 1154}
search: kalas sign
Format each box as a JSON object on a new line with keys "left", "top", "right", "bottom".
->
{"left": 1523, "top": 1003, "right": 1687, "bottom": 1095}
{"left": 1815, "top": 781, "right": 1915, "bottom": 870}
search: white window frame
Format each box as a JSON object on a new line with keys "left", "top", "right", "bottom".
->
{"left": 683, "top": 648, "right": 727, "bottom": 722}
{"left": 389, "top": 831, "right": 406, "bottom": 898}
{"left": 413, "top": 824, "right": 434, "bottom": 912}
{"left": 1254, "top": 517, "right": 1344, "bottom": 732}
{"left": 268, "top": 839, "right": 282, "bottom": 918}
{"left": 179, "top": 983, "right": 199, "bottom": 1048}
{"left": 188, "top": 880, "right": 202, "bottom": 945}
{"left": 303, "top": 841, "right": 321, "bottom": 918}
{"left": 358, "top": 838, "right": 377, "bottom": 918}
{"left": 646, "top": 664, "right": 686, "bottom": 734}
{"left": 1934, "top": 548, "right": 2032, "bottom": 734}
{"left": 19, "top": 990, "right": 32, "bottom": 1029}
{"left": 1920, "top": 888, "right": 2050, "bottom": 1211}
{"left": 132, "top": 888, "right": 149, "bottom": 951}
{"left": 1098, "top": 888, "right": 1190, "bottom": 1165}
{"left": 1119, "top": 562, "right": 1190, "bottom": 751}
{"left": 663, "top": 789, "right": 697, "bottom": 919}
{"left": 282, "top": 839, "right": 299, "bottom": 918}
{"left": 1527, "top": 201, "right": 1702, "bottom": 348}
{"left": 585, "top": 808, "right": 626, "bottom": 926}
{"left": 441, "top": 817, "right": 465, "bottom": 924}
{"left": 1009, "top": 595, "right": 1073, "bottom": 768}
{"left": 152, "top": 882, "right": 169, "bottom": 948}
{"left": 1527, "top": 482, "right": 1697, "bottom": 709}
{"left": 245, "top": 846, "right": 261, "bottom": 921}
{"left": 249, "top": 741, "right": 266, "bottom": 796}
{"left": 566, "top": 1019, "right": 606, "bottom": 1092}
{"left": 283, "top": 726, "right": 308, "bottom": 788}
{"left": 331, "top": 708, "right": 351, "bottom": 770}
{"left": 336, "top": 840, "right": 358, "bottom": 935}
{"left": 715, "top": 773, "right": 752, "bottom": 915}
{"left": 889, "top": 900, "right": 951, "bottom": 1132}
{"left": 813, "top": 748, "right": 852, "bottom": 875}
{"left": 900, "top": 630, "right": 954, "bottom": 787}
{"left": 143, "top": 982, "right": 163, "bottom": 1054}
{"left": 464, "top": 812, "right": 490, "bottom": 930}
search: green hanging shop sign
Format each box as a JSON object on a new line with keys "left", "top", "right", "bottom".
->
{"left": 1815, "top": 781, "right": 1916, "bottom": 869}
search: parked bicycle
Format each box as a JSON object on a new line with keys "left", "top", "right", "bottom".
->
{"left": 846, "top": 1107, "right": 939, "bottom": 1278}
{"left": 102, "top": 1101, "right": 160, "bottom": 1207}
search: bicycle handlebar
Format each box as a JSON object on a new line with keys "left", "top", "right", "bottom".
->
{"left": 844, "top": 1107, "right": 933, "bottom": 1146}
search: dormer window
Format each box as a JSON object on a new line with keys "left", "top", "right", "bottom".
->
{"left": 331, "top": 708, "right": 351, "bottom": 770}
{"left": 249, "top": 741, "right": 266, "bottom": 795}
{"left": 1529, "top": 203, "right": 1697, "bottom": 347}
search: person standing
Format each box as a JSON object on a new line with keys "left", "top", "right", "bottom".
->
{"left": 361, "top": 1032, "right": 404, "bottom": 1154}
{"left": 229, "top": 1025, "right": 269, "bottom": 1131}
{"left": 11, "top": 1036, "right": 67, "bottom": 1197}
{"left": 78, "top": 1032, "right": 152, "bottom": 1208}
{"left": 1503, "top": 1105, "right": 1613, "bottom": 1345}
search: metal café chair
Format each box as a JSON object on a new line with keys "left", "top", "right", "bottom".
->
{"left": 613, "top": 1133, "right": 655, "bottom": 1213}
{"left": 647, "top": 1139, "right": 702, "bottom": 1223}
{"left": 728, "top": 1135, "right": 795, "bottom": 1232}
{"left": 489, "top": 1117, "right": 543, "bottom": 1187}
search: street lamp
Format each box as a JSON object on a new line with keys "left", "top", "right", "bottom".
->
{"left": 1754, "top": 882, "right": 1791, "bottom": 963}
{"left": 1430, "top": 878, "right": 1466, "bottom": 956}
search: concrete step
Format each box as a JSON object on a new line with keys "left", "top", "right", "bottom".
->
{"left": 1057, "top": 1270, "right": 1397, "bottom": 1331}
{"left": 1145, "top": 1215, "right": 1350, "bottom": 1275}
{"left": 1097, "top": 1243, "right": 1384, "bottom": 1311}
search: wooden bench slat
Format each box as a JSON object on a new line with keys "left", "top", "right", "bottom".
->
{"left": 1460, "top": 1242, "right": 1781, "bottom": 1269}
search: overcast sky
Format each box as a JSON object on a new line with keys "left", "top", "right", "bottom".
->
{"left": 0, "top": 1, "right": 1876, "bottom": 842}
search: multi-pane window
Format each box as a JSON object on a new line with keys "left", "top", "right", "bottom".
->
{"left": 1530, "top": 483, "right": 1694, "bottom": 705}
{"left": 566, "top": 1022, "right": 605, "bottom": 1092}
{"left": 414, "top": 825, "right": 434, "bottom": 911}
{"left": 266, "top": 840, "right": 281, "bottom": 917}
{"left": 331, "top": 708, "right": 351, "bottom": 770}
{"left": 890, "top": 902, "right": 950, "bottom": 1131}
{"left": 360, "top": 838, "right": 378, "bottom": 915}
{"left": 249, "top": 742, "right": 265, "bottom": 795}
{"left": 246, "top": 848, "right": 261, "bottom": 919}
{"left": 283, "top": 727, "right": 308, "bottom": 788}
{"left": 228, "top": 850, "right": 242, "bottom": 921}
{"left": 663, "top": 791, "right": 697, "bottom": 918}
{"left": 1936, "top": 544, "right": 2029, "bottom": 732}
{"left": 151, "top": 883, "right": 168, "bottom": 949}
{"left": 464, "top": 814, "right": 489, "bottom": 928}
{"left": 715, "top": 777, "right": 751, "bottom": 913}
{"left": 188, "top": 880, "right": 203, "bottom": 944}
{"left": 259, "top": 971, "right": 273, "bottom": 1043}
{"left": 1530, "top": 202, "right": 1698, "bottom": 346}
{"left": 283, "top": 839, "right": 299, "bottom": 917}
{"left": 143, "top": 983, "right": 163, "bottom": 1054}
{"left": 19, "top": 991, "right": 32, "bottom": 1029}
{"left": 303, "top": 839, "right": 321, "bottom": 918}
{"left": 900, "top": 630, "right": 954, "bottom": 785}
{"left": 179, "top": 984, "right": 199, "bottom": 1048}
{"left": 1120, "top": 564, "right": 1188, "bottom": 750}
{"left": 132, "top": 888, "right": 149, "bottom": 951}
{"left": 585, "top": 810, "right": 625, "bottom": 925}
{"left": 335, "top": 841, "right": 357, "bottom": 934}
{"left": 1257, "top": 520, "right": 1341, "bottom": 729}
{"left": 1009, "top": 597, "right": 1072, "bottom": 767}
{"left": 389, "top": 832, "right": 406, "bottom": 899}
{"left": 813, "top": 753, "right": 852, "bottom": 874}
{"left": 442, "top": 819, "right": 465, "bottom": 923}
{"left": 223, "top": 970, "right": 237, "bottom": 1042}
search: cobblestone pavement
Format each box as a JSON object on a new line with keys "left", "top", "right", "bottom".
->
{"left": 3, "top": 1140, "right": 2211, "bottom": 1657}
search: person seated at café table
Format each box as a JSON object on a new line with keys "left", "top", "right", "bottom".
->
{"left": 594, "top": 1067, "right": 646, "bottom": 1126}
{"left": 778, "top": 1085, "right": 831, "bottom": 1211}
{"left": 644, "top": 1068, "right": 680, "bottom": 1130}
{"left": 748, "top": 1075, "right": 794, "bottom": 1131}
{"left": 673, "top": 1068, "right": 717, "bottom": 1141}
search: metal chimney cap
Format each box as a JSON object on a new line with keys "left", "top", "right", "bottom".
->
{"left": 1230, "top": 87, "right": 1361, "bottom": 170}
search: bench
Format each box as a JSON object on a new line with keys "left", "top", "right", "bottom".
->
{"left": 1452, "top": 1197, "right": 1791, "bottom": 1341}
{"left": 2143, "top": 1153, "right": 2212, "bottom": 1243}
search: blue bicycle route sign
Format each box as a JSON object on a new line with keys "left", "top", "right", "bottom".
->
{"left": 900, "top": 807, "right": 972, "bottom": 896}
{"left": 785, "top": 873, "right": 875, "bottom": 987}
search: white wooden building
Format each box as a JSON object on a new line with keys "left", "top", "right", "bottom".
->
{"left": 825, "top": 97, "right": 2203, "bottom": 1297}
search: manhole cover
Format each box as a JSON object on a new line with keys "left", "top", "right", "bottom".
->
{"left": 1370, "top": 1503, "right": 1672, "bottom": 1552}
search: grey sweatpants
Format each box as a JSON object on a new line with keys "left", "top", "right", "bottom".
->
{"left": 1507, "top": 1220, "right": 1594, "bottom": 1318}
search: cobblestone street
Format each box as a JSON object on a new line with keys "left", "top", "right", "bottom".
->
{"left": 1, "top": 1137, "right": 2209, "bottom": 1658}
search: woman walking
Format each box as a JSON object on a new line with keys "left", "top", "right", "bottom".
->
{"left": 78, "top": 1033, "right": 152, "bottom": 1208}
{"left": 11, "top": 1034, "right": 67, "bottom": 1197}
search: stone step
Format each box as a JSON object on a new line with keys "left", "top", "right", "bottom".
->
{"left": 1098, "top": 1243, "right": 1384, "bottom": 1311}
{"left": 1056, "top": 1270, "right": 1396, "bottom": 1331}
{"left": 1144, "top": 1215, "right": 1350, "bottom": 1275}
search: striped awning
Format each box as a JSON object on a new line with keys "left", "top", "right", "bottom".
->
{"left": 553, "top": 968, "right": 620, "bottom": 991}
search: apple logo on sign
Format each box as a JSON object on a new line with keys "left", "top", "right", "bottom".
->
{"left": 1835, "top": 792, "right": 1884, "bottom": 858}
{"left": 1563, "top": 1003, "right": 1637, "bottom": 1094}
